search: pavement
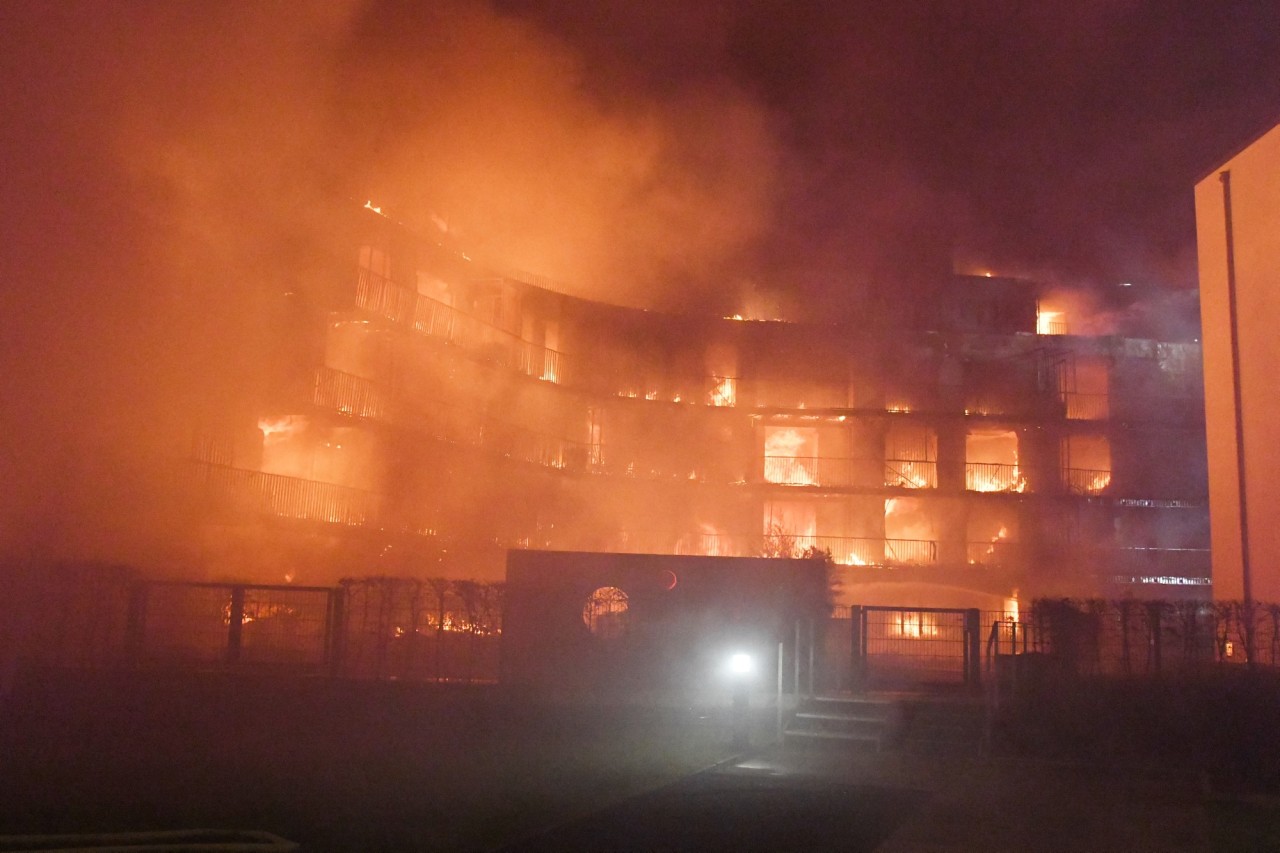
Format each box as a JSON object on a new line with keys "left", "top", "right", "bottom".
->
{"left": 506, "top": 736, "right": 1222, "bottom": 852}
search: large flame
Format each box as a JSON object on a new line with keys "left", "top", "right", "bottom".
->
{"left": 709, "top": 375, "right": 736, "bottom": 407}
{"left": 1086, "top": 470, "right": 1112, "bottom": 493}
{"left": 258, "top": 415, "right": 306, "bottom": 440}
{"left": 967, "top": 463, "right": 1027, "bottom": 493}
{"left": 1037, "top": 307, "right": 1066, "bottom": 335}
{"left": 763, "top": 427, "right": 817, "bottom": 485}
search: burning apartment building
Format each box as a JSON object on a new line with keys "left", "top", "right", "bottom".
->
{"left": 179, "top": 199, "right": 1210, "bottom": 611}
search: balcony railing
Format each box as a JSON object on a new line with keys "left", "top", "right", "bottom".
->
{"left": 356, "top": 268, "right": 567, "bottom": 384}
{"left": 508, "top": 529, "right": 948, "bottom": 567}
{"left": 611, "top": 373, "right": 744, "bottom": 407}
{"left": 312, "top": 368, "right": 385, "bottom": 420}
{"left": 311, "top": 366, "right": 590, "bottom": 474}
{"left": 1091, "top": 546, "right": 1212, "bottom": 577}
{"left": 683, "top": 533, "right": 938, "bottom": 566}
{"left": 884, "top": 459, "right": 937, "bottom": 489}
{"left": 192, "top": 462, "right": 383, "bottom": 526}
{"left": 1063, "top": 392, "right": 1109, "bottom": 420}
{"left": 965, "top": 462, "right": 1025, "bottom": 493}
{"left": 1063, "top": 467, "right": 1112, "bottom": 495}
{"left": 967, "top": 540, "right": 1023, "bottom": 567}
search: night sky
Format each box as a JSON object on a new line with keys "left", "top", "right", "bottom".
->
{"left": 1, "top": 1, "right": 1279, "bottom": 562}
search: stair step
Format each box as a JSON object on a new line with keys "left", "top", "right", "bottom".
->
{"left": 784, "top": 728, "right": 882, "bottom": 744}
{"left": 794, "top": 711, "right": 888, "bottom": 724}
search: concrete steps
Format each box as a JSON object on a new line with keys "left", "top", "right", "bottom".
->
{"left": 784, "top": 693, "right": 987, "bottom": 754}
{"left": 784, "top": 696, "right": 897, "bottom": 749}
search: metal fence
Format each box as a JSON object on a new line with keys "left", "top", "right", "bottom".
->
{"left": 335, "top": 577, "right": 502, "bottom": 682}
{"left": 133, "top": 582, "right": 336, "bottom": 668}
{"left": 813, "top": 606, "right": 993, "bottom": 692}
{"left": 192, "top": 462, "right": 384, "bottom": 527}
{"left": 1007, "top": 599, "right": 1280, "bottom": 675}
{"left": 1, "top": 567, "right": 503, "bottom": 684}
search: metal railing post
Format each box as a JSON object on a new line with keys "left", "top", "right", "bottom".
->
{"left": 327, "top": 586, "right": 345, "bottom": 677}
{"left": 777, "top": 641, "right": 785, "bottom": 740}
{"left": 850, "top": 605, "right": 867, "bottom": 693}
{"left": 793, "top": 620, "right": 801, "bottom": 696}
{"left": 226, "top": 586, "right": 245, "bottom": 665}
{"left": 807, "top": 617, "right": 816, "bottom": 697}
{"left": 964, "top": 608, "right": 981, "bottom": 690}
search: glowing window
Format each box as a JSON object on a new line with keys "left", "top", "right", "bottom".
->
{"left": 583, "top": 587, "right": 629, "bottom": 639}
{"left": 965, "top": 429, "right": 1025, "bottom": 492}
{"left": 1062, "top": 434, "right": 1112, "bottom": 495}
{"left": 763, "top": 427, "right": 818, "bottom": 485}
{"left": 884, "top": 424, "right": 937, "bottom": 488}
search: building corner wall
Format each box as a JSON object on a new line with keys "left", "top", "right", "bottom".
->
{"left": 1195, "top": 122, "right": 1280, "bottom": 604}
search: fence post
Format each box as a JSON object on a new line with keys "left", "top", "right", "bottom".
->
{"left": 807, "top": 617, "right": 816, "bottom": 697}
{"left": 226, "top": 586, "right": 245, "bottom": 665}
{"left": 793, "top": 620, "right": 801, "bottom": 696}
{"left": 1147, "top": 602, "right": 1163, "bottom": 675}
{"left": 850, "top": 605, "right": 866, "bottom": 694}
{"left": 327, "top": 586, "right": 345, "bottom": 677}
{"left": 776, "top": 641, "right": 785, "bottom": 740}
{"left": 964, "top": 608, "right": 981, "bottom": 690}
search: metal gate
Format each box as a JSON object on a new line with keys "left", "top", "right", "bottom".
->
{"left": 850, "top": 606, "right": 982, "bottom": 690}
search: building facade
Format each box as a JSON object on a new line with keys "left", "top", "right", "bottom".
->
{"left": 184, "top": 201, "right": 1211, "bottom": 610}
{"left": 1196, "top": 119, "right": 1280, "bottom": 605}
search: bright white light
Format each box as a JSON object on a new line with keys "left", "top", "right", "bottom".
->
{"left": 727, "top": 652, "right": 755, "bottom": 677}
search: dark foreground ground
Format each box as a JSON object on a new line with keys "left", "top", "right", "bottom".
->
{"left": 2, "top": 669, "right": 1279, "bottom": 851}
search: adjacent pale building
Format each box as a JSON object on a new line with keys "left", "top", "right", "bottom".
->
{"left": 1196, "top": 120, "right": 1280, "bottom": 604}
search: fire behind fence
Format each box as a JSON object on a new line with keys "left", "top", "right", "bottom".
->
{"left": 1, "top": 568, "right": 503, "bottom": 684}
{"left": 5, "top": 565, "right": 1278, "bottom": 687}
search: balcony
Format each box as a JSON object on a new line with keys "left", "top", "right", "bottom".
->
{"left": 1062, "top": 392, "right": 1109, "bottom": 420}
{"left": 355, "top": 268, "right": 568, "bottom": 384}
{"left": 761, "top": 455, "right": 860, "bottom": 488}
{"left": 884, "top": 459, "right": 937, "bottom": 489}
{"left": 686, "top": 532, "right": 938, "bottom": 566}
{"left": 191, "top": 461, "right": 383, "bottom": 526}
{"left": 309, "top": 370, "right": 589, "bottom": 474}
{"left": 1092, "top": 546, "right": 1212, "bottom": 578}
{"left": 967, "top": 539, "right": 1024, "bottom": 567}
{"left": 312, "top": 368, "right": 385, "bottom": 420}
{"left": 1063, "top": 467, "right": 1112, "bottom": 495}
{"left": 965, "top": 462, "right": 1025, "bottom": 493}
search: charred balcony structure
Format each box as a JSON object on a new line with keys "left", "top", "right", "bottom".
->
{"left": 186, "top": 202, "right": 1210, "bottom": 611}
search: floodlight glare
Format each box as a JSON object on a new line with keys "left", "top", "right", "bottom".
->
{"left": 727, "top": 652, "right": 755, "bottom": 677}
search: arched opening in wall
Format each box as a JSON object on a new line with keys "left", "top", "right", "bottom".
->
{"left": 583, "top": 586, "right": 629, "bottom": 639}
{"left": 966, "top": 429, "right": 1025, "bottom": 492}
{"left": 1062, "top": 433, "right": 1112, "bottom": 495}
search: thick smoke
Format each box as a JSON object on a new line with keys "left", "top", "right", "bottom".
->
{"left": 334, "top": 3, "right": 781, "bottom": 310}
{"left": 1, "top": 0, "right": 1276, "bottom": 573}
{"left": 0, "top": 1, "right": 783, "bottom": 572}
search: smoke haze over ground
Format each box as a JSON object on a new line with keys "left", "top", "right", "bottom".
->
{"left": 0, "top": 0, "right": 1276, "bottom": 567}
